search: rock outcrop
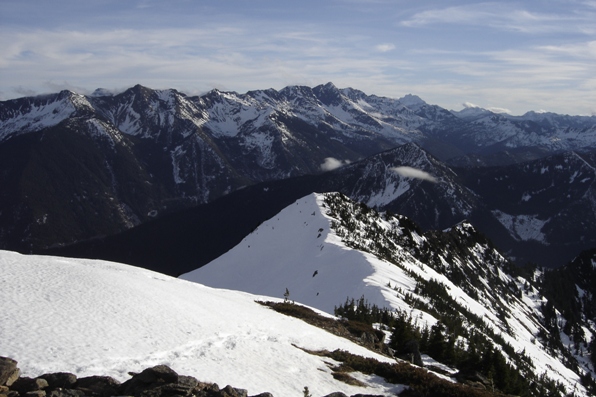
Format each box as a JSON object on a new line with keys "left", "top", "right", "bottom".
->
{"left": 0, "top": 357, "right": 382, "bottom": 397}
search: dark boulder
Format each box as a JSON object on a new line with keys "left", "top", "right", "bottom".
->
{"left": 75, "top": 375, "right": 120, "bottom": 397}
{"left": 47, "top": 389, "right": 84, "bottom": 397}
{"left": 220, "top": 385, "right": 248, "bottom": 397}
{"left": 10, "top": 377, "right": 49, "bottom": 395}
{"left": 0, "top": 357, "right": 20, "bottom": 387}
{"left": 120, "top": 365, "right": 180, "bottom": 396}
{"left": 136, "top": 365, "right": 179, "bottom": 384}
{"left": 40, "top": 373, "right": 77, "bottom": 390}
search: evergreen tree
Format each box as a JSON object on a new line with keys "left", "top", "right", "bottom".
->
{"left": 427, "top": 322, "right": 447, "bottom": 362}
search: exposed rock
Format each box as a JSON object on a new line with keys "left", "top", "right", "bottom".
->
{"left": 178, "top": 375, "right": 200, "bottom": 390}
{"left": 220, "top": 385, "right": 248, "bottom": 397}
{"left": 75, "top": 375, "right": 120, "bottom": 397}
{"left": 0, "top": 356, "right": 411, "bottom": 397}
{"left": 47, "top": 389, "right": 84, "bottom": 397}
{"left": 137, "top": 365, "right": 179, "bottom": 384}
{"left": 11, "top": 377, "right": 49, "bottom": 394}
{"left": 0, "top": 357, "right": 20, "bottom": 387}
{"left": 39, "top": 373, "right": 77, "bottom": 390}
{"left": 120, "top": 365, "right": 181, "bottom": 396}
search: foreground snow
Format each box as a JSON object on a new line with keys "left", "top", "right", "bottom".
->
{"left": 0, "top": 250, "right": 403, "bottom": 397}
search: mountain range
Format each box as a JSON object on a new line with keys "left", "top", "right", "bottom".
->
{"left": 1, "top": 83, "right": 595, "bottom": 270}
{"left": 2, "top": 80, "right": 596, "bottom": 396}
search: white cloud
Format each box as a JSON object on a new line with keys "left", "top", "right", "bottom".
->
{"left": 391, "top": 166, "right": 437, "bottom": 183}
{"left": 463, "top": 101, "right": 480, "bottom": 109}
{"left": 375, "top": 43, "right": 395, "bottom": 52}
{"left": 487, "top": 106, "right": 511, "bottom": 114}
{"left": 400, "top": 3, "right": 594, "bottom": 35}
{"left": 320, "top": 157, "right": 351, "bottom": 172}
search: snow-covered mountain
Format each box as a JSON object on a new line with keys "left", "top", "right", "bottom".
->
{"left": 457, "top": 150, "right": 596, "bottom": 267}
{"left": 1, "top": 83, "right": 595, "bottom": 259}
{"left": 182, "top": 192, "right": 596, "bottom": 396}
{"left": 45, "top": 141, "right": 596, "bottom": 271}
{"left": 449, "top": 104, "right": 596, "bottom": 155}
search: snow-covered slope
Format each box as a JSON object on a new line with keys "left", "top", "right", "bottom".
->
{"left": 182, "top": 193, "right": 595, "bottom": 396}
{"left": 183, "top": 194, "right": 389, "bottom": 315}
{"left": 0, "top": 250, "right": 406, "bottom": 397}
{"left": 0, "top": 90, "right": 94, "bottom": 142}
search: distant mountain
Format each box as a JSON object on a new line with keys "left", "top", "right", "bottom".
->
{"left": 456, "top": 150, "right": 596, "bottom": 267}
{"left": 181, "top": 192, "right": 596, "bottom": 396}
{"left": 2, "top": 83, "right": 595, "bottom": 257}
{"left": 45, "top": 142, "right": 596, "bottom": 271}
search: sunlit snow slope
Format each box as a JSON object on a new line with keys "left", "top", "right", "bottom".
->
{"left": 0, "top": 250, "right": 403, "bottom": 397}
{"left": 182, "top": 194, "right": 395, "bottom": 315}
{"left": 182, "top": 193, "right": 592, "bottom": 396}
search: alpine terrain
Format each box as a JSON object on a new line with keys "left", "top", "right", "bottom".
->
{"left": 2, "top": 192, "right": 595, "bottom": 396}
{"left": 182, "top": 192, "right": 596, "bottom": 396}
{"left": 2, "top": 83, "right": 596, "bottom": 396}
{"left": 1, "top": 83, "right": 596, "bottom": 270}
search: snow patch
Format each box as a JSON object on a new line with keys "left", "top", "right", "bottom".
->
{"left": 492, "top": 210, "right": 549, "bottom": 243}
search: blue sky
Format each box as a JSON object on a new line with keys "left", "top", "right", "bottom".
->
{"left": 1, "top": 0, "right": 595, "bottom": 115}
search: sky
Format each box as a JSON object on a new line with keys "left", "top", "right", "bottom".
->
{"left": 0, "top": 0, "right": 595, "bottom": 116}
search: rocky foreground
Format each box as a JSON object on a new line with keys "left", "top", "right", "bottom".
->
{"left": 0, "top": 356, "right": 380, "bottom": 397}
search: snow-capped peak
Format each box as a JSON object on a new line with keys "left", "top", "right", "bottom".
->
{"left": 0, "top": 91, "right": 94, "bottom": 142}
{"left": 91, "top": 88, "right": 114, "bottom": 97}
{"left": 450, "top": 103, "right": 494, "bottom": 120}
{"left": 397, "top": 93, "right": 426, "bottom": 109}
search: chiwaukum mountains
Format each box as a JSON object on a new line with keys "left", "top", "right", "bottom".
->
{"left": 1, "top": 83, "right": 596, "bottom": 396}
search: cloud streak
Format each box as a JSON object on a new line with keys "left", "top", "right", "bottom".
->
{"left": 320, "top": 157, "right": 351, "bottom": 172}
{"left": 401, "top": 3, "right": 595, "bottom": 34}
{"left": 391, "top": 166, "right": 437, "bottom": 183}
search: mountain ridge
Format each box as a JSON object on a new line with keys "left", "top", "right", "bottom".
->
{"left": 2, "top": 83, "right": 596, "bottom": 266}
{"left": 181, "top": 192, "right": 596, "bottom": 396}
{"left": 42, "top": 142, "right": 596, "bottom": 270}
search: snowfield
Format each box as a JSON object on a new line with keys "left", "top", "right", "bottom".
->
{"left": 182, "top": 193, "right": 591, "bottom": 396}
{"left": 0, "top": 250, "right": 403, "bottom": 397}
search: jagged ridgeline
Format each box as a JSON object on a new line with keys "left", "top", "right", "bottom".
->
{"left": 181, "top": 192, "right": 596, "bottom": 396}
{"left": 1, "top": 84, "right": 596, "bottom": 269}
{"left": 320, "top": 192, "right": 596, "bottom": 396}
